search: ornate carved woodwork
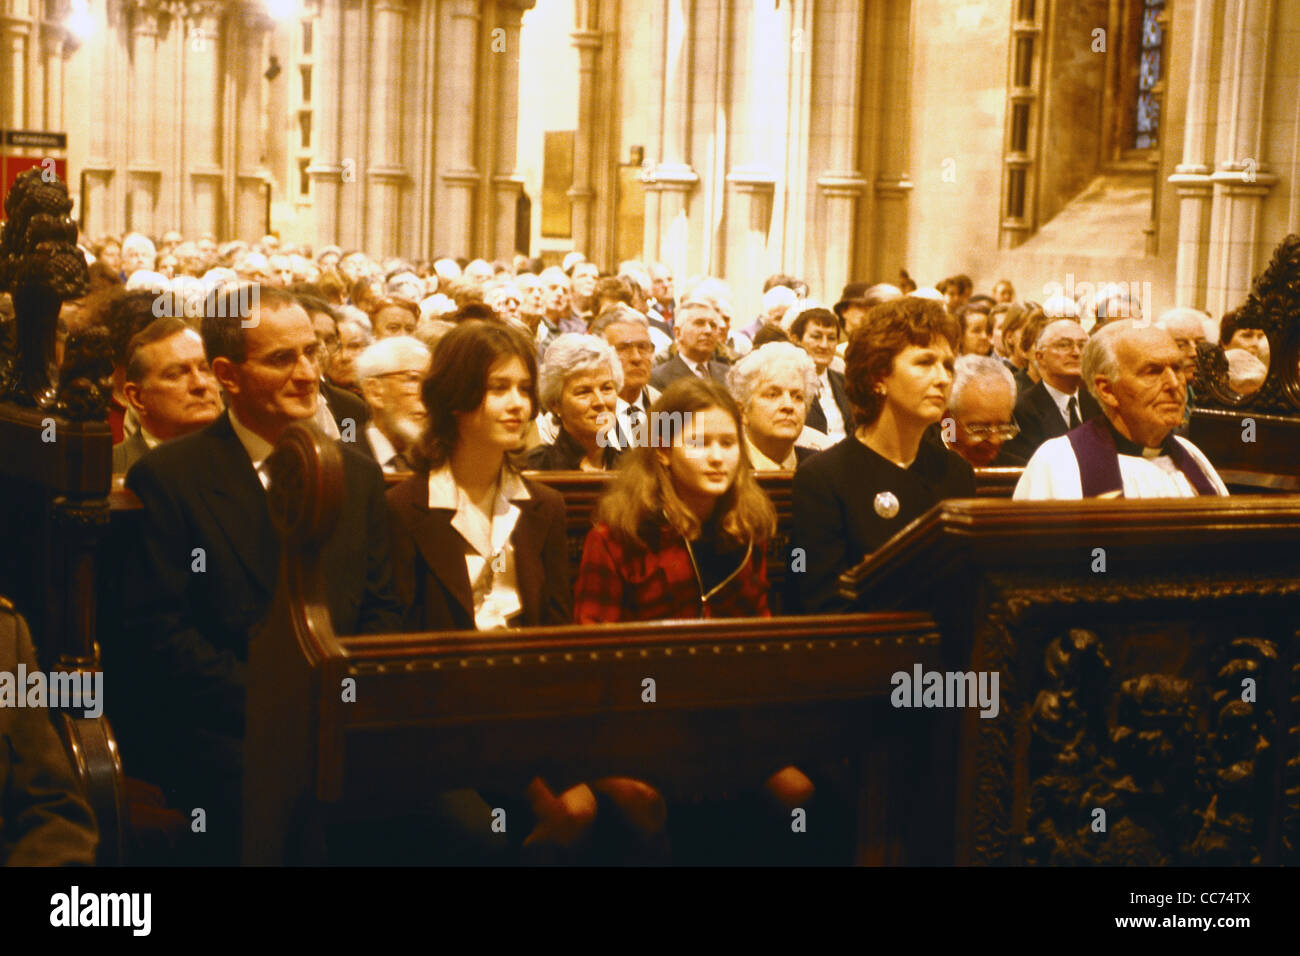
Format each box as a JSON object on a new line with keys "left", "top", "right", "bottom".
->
{"left": 842, "top": 498, "right": 1300, "bottom": 865}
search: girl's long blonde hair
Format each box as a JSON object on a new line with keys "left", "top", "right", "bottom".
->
{"left": 594, "top": 377, "right": 776, "bottom": 550}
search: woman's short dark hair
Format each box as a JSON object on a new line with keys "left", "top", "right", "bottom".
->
{"left": 416, "top": 319, "right": 539, "bottom": 470}
{"left": 1218, "top": 307, "right": 1261, "bottom": 346}
{"left": 957, "top": 302, "right": 991, "bottom": 336}
{"left": 789, "top": 307, "right": 840, "bottom": 340}
{"left": 98, "top": 289, "right": 166, "bottom": 366}
{"left": 844, "top": 297, "right": 959, "bottom": 425}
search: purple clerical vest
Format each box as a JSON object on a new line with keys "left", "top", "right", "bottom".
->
{"left": 1065, "top": 417, "right": 1218, "bottom": 498}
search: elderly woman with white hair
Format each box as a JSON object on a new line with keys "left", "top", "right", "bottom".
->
{"left": 523, "top": 333, "right": 625, "bottom": 471}
{"left": 726, "top": 342, "right": 823, "bottom": 470}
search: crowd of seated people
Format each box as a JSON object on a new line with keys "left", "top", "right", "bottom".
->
{"left": 2, "top": 225, "right": 1253, "bottom": 864}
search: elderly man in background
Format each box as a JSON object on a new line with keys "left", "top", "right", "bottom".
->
{"left": 648, "top": 262, "right": 676, "bottom": 327}
{"left": 650, "top": 299, "right": 730, "bottom": 388}
{"left": 328, "top": 313, "right": 374, "bottom": 399}
{"left": 120, "top": 232, "right": 157, "bottom": 281}
{"left": 114, "top": 317, "right": 223, "bottom": 474}
{"left": 585, "top": 305, "right": 661, "bottom": 449}
{"left": 727, "top": 342, "right": 823, "bottom": 470}
{"left": 733, "top": 284, "right": 798, "bottom": 356}
{"left": 1015, "top": 321, "right": 1228, "bottom": 499}
{"left": 1003, "top": 319, "right": 1101, "bottom": 461}
{"left": 942, "top": 354, "right": 1024, "bottom": 468}
{"left": 356, "top": 335, "right": 432, "bottom": 473}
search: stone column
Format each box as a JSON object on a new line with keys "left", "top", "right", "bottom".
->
{"left": 181, "top": 1, "right": 225, "bottom": 238}
{"left": 815, "top": 0, "right": 868, "bottom": 303}
{"left": 436, "top": 0, "right": 480, "bottom": 256}
{"left": 568, "top": 0, "right": 600, "bottom": 256}
{"left": 232, "top": 1, "right": 272, "bottom": 241}
{"left": 643, "top": 0, "right": 697, "bottom": 276}
{"left": 725, "top": 0, "right": 782, "bottom": 322}
{"left": 0, "top": 1, "right": 30, "bottom": 130}
{"left": 364, "top": 0, "right": 409, "bottom": 257}
{"left": 1166, "top": 0, "right": 1216, "bottom": 308}
{"left": 307, "top": 0, "right": 342, "bottom": 246}
{"left": 41, "top": 26, "right": 64, "bottom": 129}
{"left": 1205, "top": 0, "right": 1278, "bottom": 316}
{"left": 126, "top": 0, "right": 164, "bottom": 235}
{"left": 490, "top": 0, "right": 533, "bottom": 258}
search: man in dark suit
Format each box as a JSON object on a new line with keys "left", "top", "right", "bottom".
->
{"left": 792, "top": 306, "right": 855, "bottom": 440}
{"left": 112, "top": 317, "right": 223, "bottom": 475}
{"left": 0, "top": 598, "right": 98, "bottom": 865}
{"left": 1004, "top": 319, "right": 1101, "bottom": 461}
{"left": 649, "top": 300, "right": 730, "bottom": 389}
{"left": 118, "top": 284, "right": 402, "bottom": 864}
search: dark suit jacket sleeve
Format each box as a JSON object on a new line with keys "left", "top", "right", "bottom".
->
{"left": 0, "top": 611, "right": 99, "bottom": 865}
{"left": 125, "top": 458, "right": 247, "bottom": 735}
{"left": 1003, "top": 391, "right": 1044, "bottom": 462}
{"left": 354, "top": 457, "right": 405, "bottom": 634}
{"left": 789, "top": 460, "right": 850, "bottom": 615}
{"left": 537, "top": 489, "right": 573, "bottom": 625}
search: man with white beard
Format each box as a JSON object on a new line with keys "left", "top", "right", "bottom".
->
{"left": 356, "top": 336, "right": 432, "bottom": 473}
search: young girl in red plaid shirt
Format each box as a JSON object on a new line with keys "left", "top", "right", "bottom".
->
{"left": 574, "top": 377, "right": 776, "bottom": 622}
{"left": 575, "top": 377, "right": 819, "bottom": 857}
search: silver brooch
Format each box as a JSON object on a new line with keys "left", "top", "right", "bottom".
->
{"left": 874, "top": 490, "right": 900, "bottom": 519}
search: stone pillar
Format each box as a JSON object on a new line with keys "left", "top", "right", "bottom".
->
{"left": 643, "top": 0, "right": 697, "bottom": 277}
{"left": 182, "top": 0, "right": 225, "bottom": 238}
{"left": 1205, "top": 0, "right": 1278, "bottom": 316}
{"left": 0, "top": 1, "right": 29, "bottom": 130}
{"left": 41, "top": 26, "right": 63, "bottom": 129}
{"left": 307, "top": 0, "right": 342, "bottom": 247}
{"left": 815, "top": 0, "right": 868, "bottom": 302}
{"left": 232, "top": 2, "right": 272, "bottom": 241}
{"left": 364, "top": 0, "right": 409, "bottom": 257}
{"left": 490, "top": 0, "right": 533, "bottom": 258}
{"left": 436, "top": 0, "right": 480, "bottom": 256}
{"left": 568, "top": 0, "right": 600, "bottom": 256}
{"left": 1166, "top": 0, "right": 1216, "bottom": 309}
{"left": 126, "top": 0, "right": 164, "bottom": 235}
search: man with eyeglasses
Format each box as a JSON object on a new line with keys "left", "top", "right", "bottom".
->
{"left": 119, "top": 284, "right": 402, "bottom": 863}
{"left": 942, "top": 355, "right": 1026, "bottom": 468}
{"left": 357, "top": 335, "right": 432, "bottom": 472}
{"left": 1003, "top": 319, "right": 1101, "bottom": 461}
{"left": 587, "top": 305, "right": 661, "bottom": 449}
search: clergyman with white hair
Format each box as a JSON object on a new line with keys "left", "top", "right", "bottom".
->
{"left": 726, "top": 342, "right": 824, "bottom": 470}
{"left": 1014, "top": 321, "right": 1227, "bottom": 499}
{"left": 356, "top": 335, "right": 432, "bottom": 473}
{"left": 942, "top": 355, "right": 1025, "bottom": 468}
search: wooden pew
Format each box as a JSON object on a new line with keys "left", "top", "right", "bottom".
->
{"left": 243, "top": 426, "right": 953, "bottom": 864}
{"left": 840, "top": 496, "right": 1300, "bottom": 866}
{"left": 0, "top": 404, "right": 126, "bottom": 864}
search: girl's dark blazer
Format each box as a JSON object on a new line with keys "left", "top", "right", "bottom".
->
{"left": 386, "top": 471, "right": 573, "bottom": 631}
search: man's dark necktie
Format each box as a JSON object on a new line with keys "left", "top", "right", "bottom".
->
{"left": 1067, "top": 396, "right": 1081, "bottom": 430}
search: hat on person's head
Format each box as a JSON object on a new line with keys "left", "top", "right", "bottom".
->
{"left": 833, "top": 281, "right": 871, "bottom": 319}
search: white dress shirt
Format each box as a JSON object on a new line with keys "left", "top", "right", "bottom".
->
{"left": 1042, "top": 381, "right": 1082, "bottom": 427}
{"left": 227, "top": 407, "right": 276, "bottom": 490}
{"left": 816, "top": 370, "right": 846, "bottom": 442}
{"left": 365, "top": 424, "right": 409, "bottom": 473}
{"left": 427, "top": 464, "right": 530, "bottom": 630}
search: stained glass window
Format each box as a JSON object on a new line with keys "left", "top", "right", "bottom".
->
{"left": 1134, "top": 0, "right": 1166, "bottom": 149}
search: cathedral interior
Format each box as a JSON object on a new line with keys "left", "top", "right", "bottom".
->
{"left": 0, "top": 0, "right": 1298, "bottom": 884}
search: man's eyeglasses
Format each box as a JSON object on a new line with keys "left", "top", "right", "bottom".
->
{"left": 960, "top": 421, "right": 1020, "bottom": 441}
{"left": 376, "top": 370, "right": 425, "bottom": 388}
{"left": 614, "top": 342, "right": 655, "bottom": 354}
{"left": 1044, "top": 339, "right": 1088, "bottom": 354}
